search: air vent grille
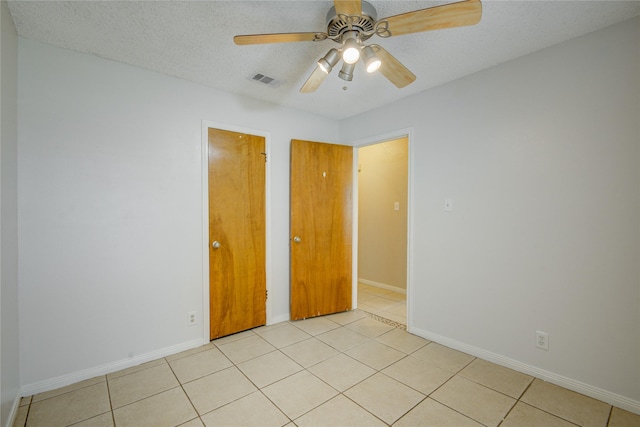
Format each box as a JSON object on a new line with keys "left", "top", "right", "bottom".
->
{"left": 248, "top": 73, "right": 284, "bottom": 88}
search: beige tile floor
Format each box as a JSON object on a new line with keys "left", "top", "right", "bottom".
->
{"left": 14, "top": 310, "right": 640, "bottom": 427}
{"left": 357, "top": 283, "right": 407, "bottom": 326}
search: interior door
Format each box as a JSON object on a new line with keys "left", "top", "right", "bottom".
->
{"left": 290, "top": 139, "right": 353, "bottom": 320}
{"left": 208, "top": 128, "right": 266, "bottom": 339}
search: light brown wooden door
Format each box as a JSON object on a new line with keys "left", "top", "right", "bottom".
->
{"left": 290, "top": 139, "right": 353, "bottom": 320}
{"left": 208, "top": 128, "right": 266, "bottom": 339}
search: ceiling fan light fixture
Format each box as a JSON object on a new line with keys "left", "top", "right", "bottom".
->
{"left": 341, "top": 32, "right": 360, "bottom": 64}
{"left": 338, "top": 62, "right": 355, "bottom": 81}
{"left": 362, "top": 46, "right": 381, "bottom": 73}
{"left": 317, "top": 48, "right": 340, "bottom": 74}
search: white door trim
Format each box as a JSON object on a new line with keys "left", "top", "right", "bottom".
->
{"left": 201, "top": 120, "right": 272, "bottom": 343}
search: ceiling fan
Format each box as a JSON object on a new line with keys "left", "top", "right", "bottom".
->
{"left": 234, "top": 0, "right": 482, "bottom": 93}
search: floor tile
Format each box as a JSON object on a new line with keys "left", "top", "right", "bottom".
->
{"left": 237, "top": 350, "right": 303, "bottom": 388}
{"left": 254, "top": 323, "right": 312, "bottom": 348}
{"left": 411, "top": 342, "right": 475, "bottom": 373}
{"left": 344, "top": 373, "right": 425, "bottom": 425}
{"left": 290, "top": 317, "right": 340, "bottom": 336}
{"left": 609, "top": 407, "right": 640, "bottom": 426}
{"left": 210, "top": 329, "right": 255, "bottom": 346}
{"left": 280, "top": 337, "right": 339, "bottom": 368}
{"left": 200, "top": 391, "right": 289, "bottom": 427}
{"left": 431, "top": 376, "right": 516, "bottom": 427}
{"left": 168, "top": 347, "right": 232, "bottom": 384}
{"left": 344, "top": 317, "right": 395, "bottom": 338}
{"left": 521, "top": 379, "right": 611, "bottom": 427}
{"left": 295, "top": 395, "right": 386, "bottom": 427}
{"left": 365, "top": 287, "right": 394, "bottom": 297}
{"left": 324, "top": 309, "right": 367, "bottom": 325}
{"left": 165, "top": 343, "right": 215, "bottom": 362}
{"left": 108, "top": 362, "right": 179, "bottom": 408}
{"left": 316, "top": 326, "right": 370, "bottom": 352}
{"left": 360, "top": 296, "right": 398, "bottom": 311}
{"left": 458, "top": 358, "right": 533, "bottom": 399}
{"left": 32, "top": 376, "right": 106, "bottom": 402}
{"left": 27, "top": 382, "right": 110, "bottom": 427}
{"left": 380, "top": 311, "right": 407, "bottom": 325}
{"left": 386, "top": 302, "right": 407, "bottom": 316}
{"left": 112, "top": 387, "right": 197, "bottom": 427}
{"left": 72, "top": 412, "right": 114, "bottom": 427}
{"left": 217, "top": 334, "right": 276, "bottom": 364}
{"left": 382, "top": 355, "right": 453, "bottom": 395}
{"left": 261, "top": 370, "right": 338, "bottom": 420}
{"left": 345, "top": 340, "right": 405, "bottom": 370}
{"left": 375, "top": 328, "right": 429, "bottom": 354}
{"left": 107, "top": 359, "right": 167, "bottom": 380}
{"left": 12, "top": 405, "right": 28, "bottom": 427}
{"left": 308, "top": 353, "right": 376, "bottom": 392}
{"left": 357, "top": 302, "right": 378, "bottom": 315}
{"left": 357, "top": 291, "right": 377, "bottom": 302}
{"left": 382, "top": 291, "right": 407, "bottom": 302}
{"left": 183, "top": 366, "right": 257, "bottom": 415}
{"left": 500, "top": 401, "right": 578, "bottom": 427}
{"left": 394, "top": 398, "right": 483, "bottom": 427}
{"left": 16, "top": 314, "right": 631, "bottom": 427}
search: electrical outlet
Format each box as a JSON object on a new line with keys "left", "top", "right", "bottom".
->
{"left": 188, "top": 311, "right": 197, "bottom": 326}
{"left": 536, "top": 330, "right": 549, "bottom": 351}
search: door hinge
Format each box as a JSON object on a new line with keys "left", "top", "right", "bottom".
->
{"left": 260, "top": 152, "right": 267, "bottom": 163}
{"left": 265, "top": 289, "right": 268, "bottom": 300}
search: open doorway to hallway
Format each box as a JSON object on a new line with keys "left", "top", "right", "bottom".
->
{"left": 357, "top": 136, "right": 408, "bottom": 326}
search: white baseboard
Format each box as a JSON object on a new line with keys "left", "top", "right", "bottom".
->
{"left": 20, "top": 338, "right": 204, "bottom": 397}
{"left": 410, "top": 326, "right": 640, "bottom": 415}
{"left": 358, "top": 278, "right": 406, "bottom": 295}
{"left": 4, "top": 393, "right": 22, "bottom": 427}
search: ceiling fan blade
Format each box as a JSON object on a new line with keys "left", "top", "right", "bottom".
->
{"left": 234, "top": 32, "right": 327, "bottom": 45}
{"left": 300, "top": 66, "right": 328, "bottom": 93}
{"left": 372, "top": 45, "right": 416, "bottom": 88}
{"left": 334, "top": 0, "right": 361, "bottom": 16}
{"left": 382, "top": 0, "right": 482, "bottom": 37}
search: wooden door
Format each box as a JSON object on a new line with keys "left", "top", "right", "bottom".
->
{"left": 290, "top": 139, "right": 353, "bottom": 320}
{"left": 208, "top": 128, "right": 266, "bottom": 339}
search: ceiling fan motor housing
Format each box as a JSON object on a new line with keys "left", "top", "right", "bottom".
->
{"left": 326, "top": 1, "right": 378, "bottom": 42}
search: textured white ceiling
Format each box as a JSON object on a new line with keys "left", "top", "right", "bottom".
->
{"left": 7, "top": 1, "right": 640, "bottom": 120}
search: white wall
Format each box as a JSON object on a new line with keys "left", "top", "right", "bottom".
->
{"left": 342, "top": 17, "right": 640, "bottom": 410}
{"left": 0, "top": 0, "right": 20, "bottom": 424}
{"left": 17, "top": 39, "right": 338, "bottom": 390}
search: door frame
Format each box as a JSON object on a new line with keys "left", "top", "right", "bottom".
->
{"left": 201, "top": 120, "right": 272, "bottom": 343}
{"left": 351, "top": 128, "right": 414, "bottom": 331}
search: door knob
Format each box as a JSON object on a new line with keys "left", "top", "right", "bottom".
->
{"left": 212, "top": 240, "right": 221, "bottom": 249}
{"left": 293, "top": 236, "right": 301, "bottom": 243}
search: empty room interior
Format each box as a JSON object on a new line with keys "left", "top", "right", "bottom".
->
{"left": 1, "top": 1, "right": 639, "bottom": 426}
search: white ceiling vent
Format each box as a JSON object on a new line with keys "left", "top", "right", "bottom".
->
{"left": 248, "top": 73, "right": 285, "bottom": 89}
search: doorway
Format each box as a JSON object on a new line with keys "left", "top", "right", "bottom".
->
{"left": 356, "top": 136, "right": 409, "bottom": 325}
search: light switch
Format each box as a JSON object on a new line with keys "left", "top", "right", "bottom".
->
{"left": 394, "top": 202, "right": 400, "bottom": 211}
{"left": 444, "top": 199, "right": 453, "bottom": 212}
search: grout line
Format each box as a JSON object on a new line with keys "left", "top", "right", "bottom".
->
{"left": 605, "top": 405, "right": 613, "bottom": 426}
{"left": 104, "top": 372, "right": 116, "bottom": 427}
